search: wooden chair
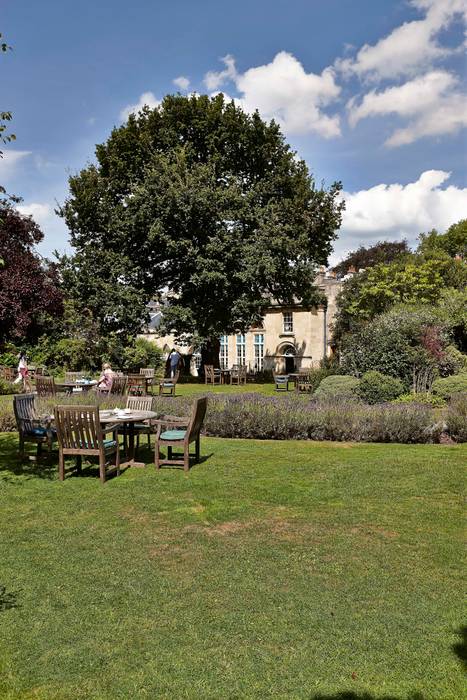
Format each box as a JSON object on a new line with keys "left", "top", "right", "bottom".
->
{"left": 230, "top": 365, "right": 247, "bottom": 385}
{"left": 273, "top": 374, "right": 291, "bottom": 391}
{"left": 54, "top": 405, "right": 120, "bottom": 483}
{"left": 159, "top": 371, "right": 179, "bottom": 397}
{"left": 13, "top": 393, "right": 57, "bottom": 459}
{"left": 2, "top": 367, "right": 15, "bottom": 382}
{"left": 204, "top": 365, "right": 221, "bottom": 385}
{"left": 36, "top": 375, "right": 56, "bottom": 397}
{"left": 123, "top": 395, "right": 155, "bottom": 452}
{"left": 108, "top": 375, "right": 128, "bottom": 396}
{"left": 140, "top": 367, "right": 155, "bottom": 393}
{"left": 155, "top": 397, "right": 208, "bottom": 471}
{"left": 295, "top": 375, "right": 313, "bottom": 393}
{"left": 127, "top": 374, "right": 148, "bottom": 396}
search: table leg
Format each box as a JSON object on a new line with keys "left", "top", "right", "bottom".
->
{"left": 120, "top": 421, "right": 146, "bottom": 469}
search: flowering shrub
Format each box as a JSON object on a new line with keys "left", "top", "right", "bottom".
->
{"left": 1, "top": 390, "right": 463, "bottom": 443}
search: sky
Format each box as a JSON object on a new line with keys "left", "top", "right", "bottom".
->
{"left": 1, "top": 0, "right": 466, "bottom": 264}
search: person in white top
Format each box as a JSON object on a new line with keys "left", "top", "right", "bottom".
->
{"left": 15, "top": 351, "right": 32, "bottom": 392}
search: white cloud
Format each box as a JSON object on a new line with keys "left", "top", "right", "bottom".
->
{"left": 204, "top": 55, "right": 237, "bottom": 91}
{"left": 337, "top": 0, "right": 466, "bottom": 81}
{"left": 205, "top": 51, "right": 341, "bottom": 137}
{"left": 17, "top": 202, "right": 53, "bottom": 226}
{"left": 173, "top": 76, "right": 190, "bottom": 91}
{"left": 0, "top": 149, "right": 31, "bottom": 179}
{"left": 347, "top": 70, "right": 467, "bottom": 146}
{"left": 120, "top": 91, "right": 160, "bottom": 120}
{"left": 334, "top": 170, "right": 467, "bottom": 260}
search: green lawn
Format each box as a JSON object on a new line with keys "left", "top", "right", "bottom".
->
{"left": 0, "top": 434, "right": 465, "bottom": 700}
{"left": 174, "top": 380, "right": 278, "bottom": 396}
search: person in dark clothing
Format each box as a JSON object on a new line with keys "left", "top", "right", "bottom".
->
{"left": 168, "top": 348, "right": 182, "bottom": 378}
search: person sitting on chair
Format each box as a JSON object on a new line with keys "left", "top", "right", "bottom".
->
{"left": 97, "top": 363, "right": 114, "bottom": 391}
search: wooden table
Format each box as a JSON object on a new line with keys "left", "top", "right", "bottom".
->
{"left": 99, "top": 409, "right": 158, "bottom": 468}
{"left": 56, "top": 380, "right": 98, "bottom": 395}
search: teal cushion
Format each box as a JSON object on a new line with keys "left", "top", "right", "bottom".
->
{"left": 27, "top": 427, "right": 56, "bottom": 437}
{"left": 81, "top": 439, "right": 117, "bottom": 450}
{"left": 160, "top": 429, "right": 186, "bottom": 441}
{"left": 162, "top": 382, "right": 174, "bottom": 388}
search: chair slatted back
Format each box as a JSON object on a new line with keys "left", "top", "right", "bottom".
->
{"left": 54, "top": 405, "right": 102, "bottom": 453}
{"left": 13, "top": 394, "right": 38, "bottom": 436}
{"left": 126, "top": 395, "right": 153, "bottom": 412}
{"left": 36, "top": 375, "right": 56, "bottom": 397}
{"left": 187, "top": 397, "right": 208, "bottom": 442}
{"left": 109, "top": 376, "right": 128, "bottom": 395}
{"left": 127, "top": 374, "right": 147, "bottom": 395}
{"left": 3, "top": 367, "right": 15, "bottom": 382}
{"left": 140, "top": 368, "right": 155, "bottom": 378}
{"left": 205, "top": 365, "right": 214, "bottom": 382}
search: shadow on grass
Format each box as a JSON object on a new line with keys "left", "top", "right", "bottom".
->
{"left": 0, "top": 585, "right": 20, "bottom": 612}
{"left": 0, "top": 433, "right": 57, "bottom": 480}
{"left": 452, "top": 625, "right": 467, "bottom": 671}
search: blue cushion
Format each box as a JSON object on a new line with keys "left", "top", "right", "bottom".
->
{"left": 162, "top": 382, "right": 174, "bottom": 388}
{"left": 27, "top": 427, "right": 57, "bottom": 437}
{"left": 103, "top": 439, "right": 117, "bottom": 449}
{"left": 160, "top": 429, "right": 186, "bottom": 441}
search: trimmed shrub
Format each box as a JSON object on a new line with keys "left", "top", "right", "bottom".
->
{"left": 445, "top": 393, "right": 467, "bottom": 443}
{"left": 392, "top": 392, "right": 446, "bottom": 408}
{"left": 357, "top": 370, "right": 404, "bottom": 404}
{"left": 432, "top": 373, "right": 467, "bottom": 400}
{"left": 307, "top": 367, "right": 340, "bottom": 393}
{"left": 314, "top": 375, "right": 360, "bottom": 399}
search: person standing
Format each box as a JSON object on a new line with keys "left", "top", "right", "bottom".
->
{"left": 15, "top": 351, "right": 32, "bottom": 392}
{"left": 168, "top": 348, "right": 181, "bottom": 378}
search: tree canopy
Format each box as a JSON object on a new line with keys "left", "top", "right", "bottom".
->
{"left": 0, "top": 203, "right": 63, "bottom": 344}
{"left": 60, "top": 93, "right": 344, "bottom": 361}
{"left": 332, "top": 239, "right": 411, "bottom": 278}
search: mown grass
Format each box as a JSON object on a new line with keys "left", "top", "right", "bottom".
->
{"left": 0, "top": 434, "right": 465, "bottom": 699}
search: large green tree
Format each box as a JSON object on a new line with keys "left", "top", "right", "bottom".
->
{"left": 60, "top": 94, "right": 344, "bottom": 363}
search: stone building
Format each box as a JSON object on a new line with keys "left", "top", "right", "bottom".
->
{"left": 142, "top": 269, "right": 343, "bottom": 375}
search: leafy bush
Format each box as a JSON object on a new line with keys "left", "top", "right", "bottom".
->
{"left": 357, "top": 371, "right": 404, "bottom": 404}
{"left": 340, "top": 306, "right": 454, "bottom": 387}
{"left": 0, "top": 379, "right": 18, "bottom": 395}
{"left": 445, "top": 393, "right": 467, "bottom": 442}
{"left": 432, "top": 373, "right": 467, "bottom": 400}
{"left": 307, "top": 367, "right": 340, "bottom": 393}
{"left": 314, "top": 375, "right": 360, "bottom": 399}
{"left": 120, "top": 337, "right": 163, "bottom": 373}
{"left": 392, "top": 393, "right": 446, "bottom": 408}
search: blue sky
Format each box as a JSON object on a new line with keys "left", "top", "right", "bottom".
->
{"left": 1, "top": 0, "right": 466, "bottom": 263}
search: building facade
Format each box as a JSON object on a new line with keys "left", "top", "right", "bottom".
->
{"left": 142, "top": 270, "right": 343, "bottom": 375}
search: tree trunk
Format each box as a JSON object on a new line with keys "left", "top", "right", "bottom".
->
{"left": 201, "top": 337, "right": 221, "bottom": 371}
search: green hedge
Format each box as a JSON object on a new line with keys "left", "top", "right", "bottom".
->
{"left": 314, "top": 375, "right": 360, "bottom": 399}
{"left": 432, "top": 373, "right": 467, "bottom": 399}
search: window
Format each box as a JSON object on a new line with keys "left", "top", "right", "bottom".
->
{"left": 192, "top": 352, "right": 202, "bottom": 370}
{"left": 220, "top": 335, "right": 229, "bottom": 369}
{"left": 283, "top": 311, "right": 293, "bottom": 333}
{"left": 254, "top": 334, "right": 264, "bottom": 371}
{"left": 236, "top": 334, "right": 246, "bottom": 366}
